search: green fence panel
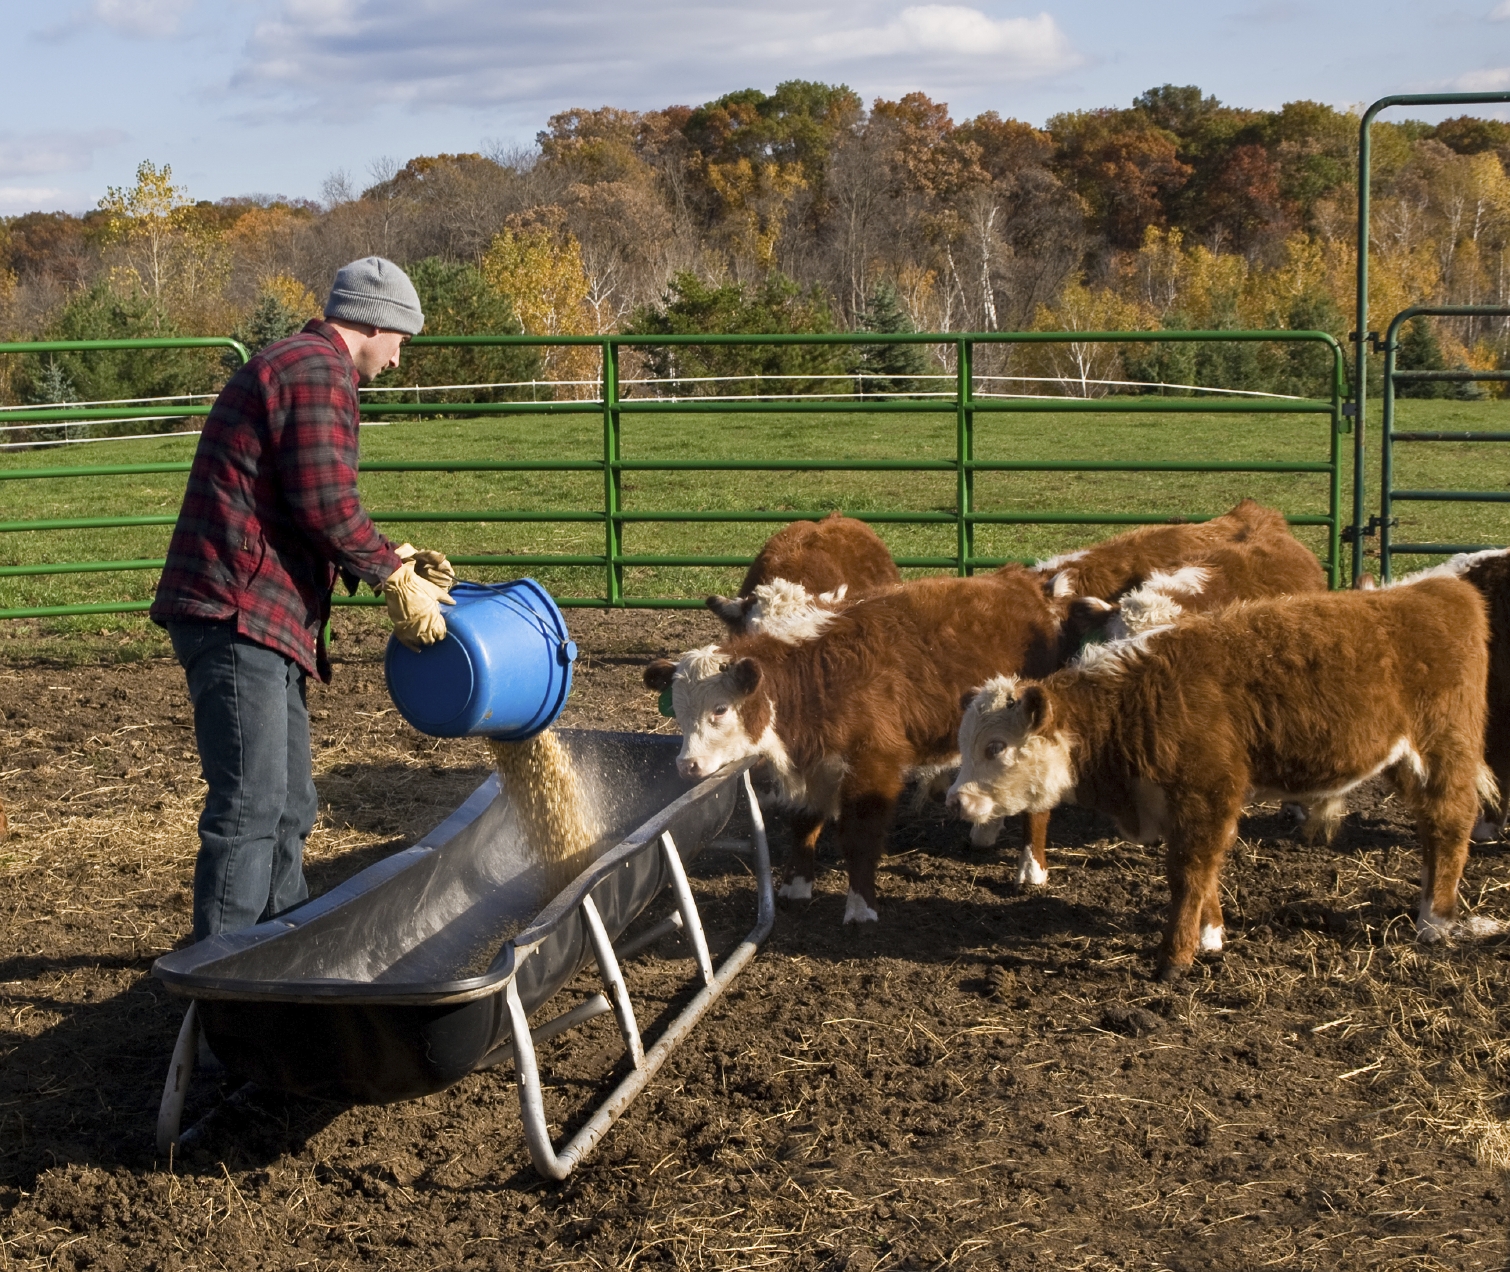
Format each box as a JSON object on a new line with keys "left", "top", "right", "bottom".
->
{"left": 1353, "top": 92, "right": 1510, "bottom": 582}
{"left": 1377, "top": 304, "right": 1510, "bottom": 580}
{"left": 0, "top": 329, "right": 1346, "bottom": 620}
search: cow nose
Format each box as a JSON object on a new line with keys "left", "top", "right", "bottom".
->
{"left": 944, "top": 789, "right": 961, "bottom": 811}
{"left": 678, "top": 758, "right": 702, "bottom": 779}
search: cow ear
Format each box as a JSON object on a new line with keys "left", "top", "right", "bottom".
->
{"left": 1065, "top": 596, "right": 1117, "bottom": 647}
{"left": 959, "top": 688, "right": 980, "bottom": 713}
{"left": 705, "top": 595, "right": 747, "bottom": 626}
{"left": 1017, "top": 684, "right": 1051, "bottom": 732}
{"left": 727, "top": 657, "right": 763, "bottom": 696}
{"left": 643, "top": 659, "right": 677, "bottom": 691}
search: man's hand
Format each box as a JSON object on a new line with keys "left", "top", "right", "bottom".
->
{"left": 393, "top": 542, "right": 456, "bottom": 590}
{"left": 383, "top": 561, "right": 456, "bottom": 650}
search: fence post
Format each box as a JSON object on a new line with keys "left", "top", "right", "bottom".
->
{"left": 603, "top": 340, "right": 622, "bottom": 606}
{"left": 956, "top": 338, "right": 973, "bottom": 576}
{"left": 1379, "top": 325, "right": 1398, "bottom": 583}
{"left": 1328, "top": 343, "right": 1344, "bottom": 590}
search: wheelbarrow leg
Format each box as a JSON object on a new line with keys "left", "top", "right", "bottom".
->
{"left": 508, "top": 768, "right": 775, "bottom": 1181}
{"left": 581, "top": 894, "right": 645, "bottom": 1069}
{"left": 156, "top": 1002, "right": 199, "bottom": 1157}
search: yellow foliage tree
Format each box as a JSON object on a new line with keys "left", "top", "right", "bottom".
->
{"left": 1029, "top": 279, "right": 1153, "bottom": 397}
{"left": 481, "top": 220, "right": 597, "bottom": 393}
{"left": 701, "top": 157, "right": 806, "bottom": 276}
{"left": 98, "top": 160, "right": 228, "bottom": 330}
{"left": 263, "top": 273, "right": 321, "bottom": 323}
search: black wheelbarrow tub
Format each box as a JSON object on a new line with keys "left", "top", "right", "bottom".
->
{"left": 152, "top": 730, "right": 746, "bottom": 1105}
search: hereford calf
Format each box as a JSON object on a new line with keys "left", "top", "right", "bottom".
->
{"left": 644, "top": 571, "right": 1083, "bottom": 922}
{"left": 1392, "top": 549, "right": 1510, "bottom": 842}
{"left": 1029, "top": 497, "right": 1293, "bottom": 601}
{"left": 994, "top": 499, "right": 1325, "bottom": 884}
{"left": 706, "top": 511, "right": 900, "bottom": 639}
{"left": 947, "top": 579, "right": 1495, "bottom": 978}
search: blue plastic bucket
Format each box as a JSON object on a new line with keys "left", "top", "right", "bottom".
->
{"left": 384, "top": 579, "right": 578, "bottom": 740}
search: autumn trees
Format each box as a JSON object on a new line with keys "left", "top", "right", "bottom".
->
{"left": 4, "top": 82, "right": 1510, "bottom": 409}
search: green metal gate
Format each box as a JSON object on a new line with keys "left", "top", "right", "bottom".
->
{"left": 0, "top": 328, "right": 1347, "bottom": 621}
{"left": 1376, "top": 305, "right": 1510, "bottom": 580}
{"left": 1352, "top": 90, "right": 1510, "bottom": 581}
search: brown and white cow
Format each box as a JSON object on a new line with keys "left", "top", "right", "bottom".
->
{"left": 1391, "top": 549, "right": 1510, "bottom": 842}
{"left": 706, "top": 511, "right": 900, "bottom": 640}
{"left": 643, "top": 570, "right": 1102, "bottom": 921}
{"left": 986, "top": 499, "right": 1326, "bottom": 885}
{"left": 1027, "top": 497, "right": 1290, "bottom": 601}
{"left": 947, "top": 578, "right": 1496, "bottom": 978}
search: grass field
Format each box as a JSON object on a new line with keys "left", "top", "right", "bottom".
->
{"left": 1, "top": 395, "right": 1506, "bottom": 662}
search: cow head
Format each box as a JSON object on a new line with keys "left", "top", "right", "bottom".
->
{"left": 643, "top": 644, "right": 769, "bottom": 780}
{"left": 946, "top": 675, "right": 1075, "bottom": 822}
{"left": 707, "top": 579, "right": 843, "bottom": 644}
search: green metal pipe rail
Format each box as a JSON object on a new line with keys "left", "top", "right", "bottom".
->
{"left": 1377, "top": 304, "right": 1510, "bottom": 580}
{"left": 0, "top": 329, "right": 1347, "bottom": 620}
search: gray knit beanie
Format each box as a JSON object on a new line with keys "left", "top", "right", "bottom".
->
{"left": 324, "top": 256, "right": 424, "bottom": 334}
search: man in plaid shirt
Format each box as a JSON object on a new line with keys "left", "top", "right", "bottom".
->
{"left": 152, "top": 257, "right": 453, "bottom": 943}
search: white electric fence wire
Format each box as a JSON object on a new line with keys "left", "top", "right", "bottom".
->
{"left": 1, "top": 370, "right": 1311, "bottom": 448}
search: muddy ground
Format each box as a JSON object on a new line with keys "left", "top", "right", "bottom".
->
{"left": 3, "top": 608, "right": 1510, "bottom": 1271}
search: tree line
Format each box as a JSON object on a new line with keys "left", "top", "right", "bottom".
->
{"left": 2, "top": 81, "right": 1508, "bottom": 418}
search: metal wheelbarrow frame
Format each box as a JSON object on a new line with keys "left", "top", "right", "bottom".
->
{"left": 153, "top": 733, "right": 772, "bottom": 1180}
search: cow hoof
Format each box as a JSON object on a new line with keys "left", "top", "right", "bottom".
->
{"left": 1471, "top": 818, "right": 1503, "bottom": 844}
{"left": 842, "top": 890, "right": 879, "bottom": 924}
{"left": 1415, "top": 912, "right": 1451, "bottom": 944}
{"left": 1198, "top": 923, "right": 1225, "bottom": 954}
{"left": 1155, "top": 962, "right": 1188, "bottom": 984}
{"left": 1015, "top": 852, "right": 1049, "bottom": 890}
{"left": 778, "top": 877, "right": 814, "bottom": 902}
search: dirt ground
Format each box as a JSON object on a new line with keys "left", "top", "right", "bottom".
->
{"left": 4, "top": 607, "right": 1510, "bottom": 1271}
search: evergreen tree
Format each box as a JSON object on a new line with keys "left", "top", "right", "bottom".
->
{"left": 626, "top": 272, "right": 848, "bottom": 396}
{"left": 1396, "top": 317, "right": 1449, "bottom": 400}
{"left": 855, "top": 281, "right": 929, "bottom": 396}
{"left": 387, "top": 256, "right": 540, "bottom": 403}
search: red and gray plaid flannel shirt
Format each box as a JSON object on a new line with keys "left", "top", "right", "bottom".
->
{"left": 151, "top": 321, "right": 402, "bottom": 681}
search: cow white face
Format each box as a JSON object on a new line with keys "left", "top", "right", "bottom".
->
{"left": 947, "top": 675, "right": 1075, "bottom": 821}
{"left": 644, "top": 645, "right": 766, "bottom": 780}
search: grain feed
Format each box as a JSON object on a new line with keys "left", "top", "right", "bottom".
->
{"left": 487, "top": 730, "right": 599, "bottom": 895}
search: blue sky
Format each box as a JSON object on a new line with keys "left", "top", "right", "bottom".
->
{"left": 3, "top": 0, "right": 1509, "bottom": 216}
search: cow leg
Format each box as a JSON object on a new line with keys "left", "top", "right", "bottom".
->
{"left": 1197, "top": 881, "right": 1225, "bottom": 954}
{"left": 1015, "top": 810, "right": 1050, "bottom": 889}
{"left": 1157, "top": 796, "right": 1241, "bottom": 980}
{"left": 778, "top": 808, "right": 825, "bottom": 902}
{"left": 1477, "top": 701, "right": 1510, "bottom": 842}
{"left": 1413, "top": 774, "right": 1490, "bottom": 940}
{"left": 836, "top": 779, "right": 902, "bottom": 924}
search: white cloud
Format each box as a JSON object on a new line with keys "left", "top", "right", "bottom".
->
{"left": 1453, "top": 67, "right": 1510, "bottom": 90}
{"left": 92, "top": 0, "right": 197, "bottom": 38}
{"left": 0, "top": 130, "right": 129, "bottom": 180}
{"left": 0, "top": 186, "right": 69, "bottom": 210}
{"left": 232, "top": 1, "right": 1082, "bottom": 120}
{"left": 1491, "top": 1, "right": 1510, "bottom": 19}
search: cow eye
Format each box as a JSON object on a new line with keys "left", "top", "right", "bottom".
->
{"left": 712, "top": 704, "right": 729, "bottom": 719}
{"left": 984, "top": 740, "right": 1006, "bottom": 760}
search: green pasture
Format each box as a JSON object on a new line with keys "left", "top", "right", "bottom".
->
{"left": 1, "top": 396, "right": 1505, "bottom": 662}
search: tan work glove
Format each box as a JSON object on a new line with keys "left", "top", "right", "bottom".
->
{"left": 383, "top": 561, "right": 456, "bottom": 650}
{"left": 393, "top": 542, "right": 456, "bottom": 590}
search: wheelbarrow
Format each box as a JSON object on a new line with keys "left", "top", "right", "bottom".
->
{"left": 152, "top": 729, "right": 773, "bottom": 1180}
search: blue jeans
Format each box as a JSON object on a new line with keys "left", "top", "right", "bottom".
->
{"left": 167, "top": 621, "right": 315, "bottom": 941}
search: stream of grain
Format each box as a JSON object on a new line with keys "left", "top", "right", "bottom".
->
{"left": 487, "top": 730, "right": 599, "bottom": 897}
